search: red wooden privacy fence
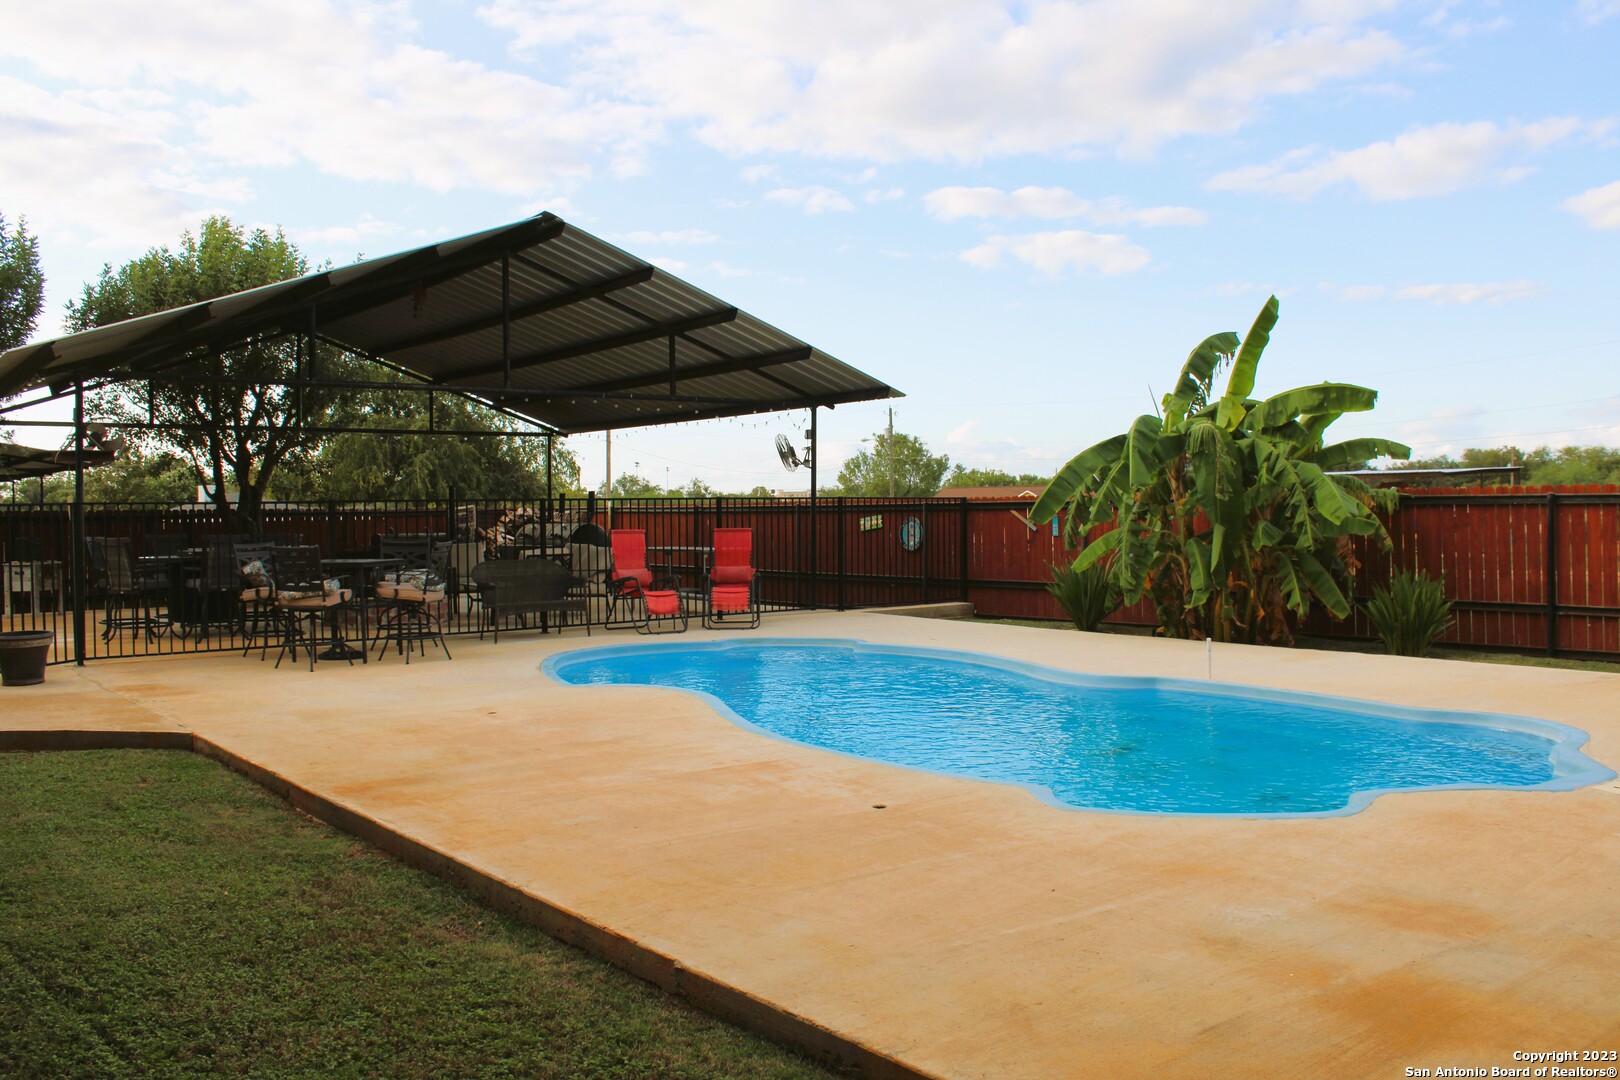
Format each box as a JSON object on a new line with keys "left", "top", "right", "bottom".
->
{"left": 962, "top": 486, "right": 1620, "bottom": 659}
{"left": 4, "top": 485, "right": 1617, "bottom": 662}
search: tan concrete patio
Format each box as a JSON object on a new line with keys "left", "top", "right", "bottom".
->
{"left": 4, "top": 611, "right": 1619, "bottom": 1079}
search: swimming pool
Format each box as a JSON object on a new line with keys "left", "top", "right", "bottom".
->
{"left": 544, "top": 639, "right": 1615, "bottom": 817}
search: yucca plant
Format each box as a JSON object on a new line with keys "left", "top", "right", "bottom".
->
{"left": 1046, "top": 560, "right": 1120, "bottom": 632}
{"left": 1362, "top": 570, "right": 1454, "bottom": 657}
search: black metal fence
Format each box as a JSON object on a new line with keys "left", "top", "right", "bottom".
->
{"left": 1, "top": 496, "right": 969, "bottom": 665}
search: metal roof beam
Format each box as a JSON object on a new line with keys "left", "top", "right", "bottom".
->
{"left": 435, "top": 307, "right": 740, "bottom": 382}
{"left": 373, "top": 266, "right": 655, "bottom": 355}
{"left": 569, "top": 346, "right": 813, "bottom": 394}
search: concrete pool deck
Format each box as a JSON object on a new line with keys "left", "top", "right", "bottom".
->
{"left": 4, "top": 611, "right": 1619, "bottom": 1078}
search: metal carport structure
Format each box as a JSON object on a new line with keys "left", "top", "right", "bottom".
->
{"left": 0, "top": 212, "right": 902, "bottom": 661}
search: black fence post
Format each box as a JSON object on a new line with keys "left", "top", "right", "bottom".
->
{"left": 1545, "top": 492, "right": 1559, "bottom": 657}
{"left": 836, "top": 498, "right": 846, "bottom": 611}
{"left": 958, "top": 498, "right": 970, "bottom": 602}
{"left": 920, "top": 501, "right": 930, "bottom": 603}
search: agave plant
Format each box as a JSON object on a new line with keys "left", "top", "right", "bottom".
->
{"left": 1032, "top": 296, "right": 1411, "bottom": 644}
{"left": 1362, "top": 571, "right": 1455, "bottom": 657}
{"left": 1046, "top": 560, "right": 1120, "bottom": 632}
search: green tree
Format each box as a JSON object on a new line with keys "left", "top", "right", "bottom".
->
{"left": 39, "top": 449, "right": 196, "bottom": 504}
{"left": 942, "top": 465, "right": 1049, "bottom": 488}
{"left": 1394, "top": 445, "right": 1620, "bottom": 486}
{"left": 66, "top": 216, "right": 374, "bottom": 532}
{"left": 678, "top": 477, "right": 715, "bottom": 498}
{"left": 1033, "top": 296, "right": 1410, "bottom": 644}
{"left": 272, "top": 388, "right": 581, "bottom": 501}
{"left": 0, "top": 213, "right": 43, "bottom": 351}
{"left": 746, "top": 485, "right": 775, "bottom": 497}
{"left": 836, "top": 430, "right": 950, "bottom": 496}
{"left": 608, "top": 472, "right": 664, "bottom": 497}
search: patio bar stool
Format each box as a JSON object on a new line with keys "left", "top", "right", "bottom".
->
{"left": 272, "top": 546, "right": 354, "bottom": 671}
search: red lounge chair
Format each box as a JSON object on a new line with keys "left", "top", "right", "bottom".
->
{"left": 703, "top": 527, "right": 759, "bottom": 629}
{"left": 636, "top": 583, "right": 688, "bottom": 635}
{"left": 605, "top": 529, "right": 655, "bottom": 629}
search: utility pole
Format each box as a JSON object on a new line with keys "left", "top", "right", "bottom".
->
{"left": 886, "top": 406, "right": 895, "bottom": 498}
{"left": 604, "top": 430, "right": 612, "bottom": 496}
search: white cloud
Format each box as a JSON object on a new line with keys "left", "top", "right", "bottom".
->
{"left": 960, "top": 230, "right": 1151, "bottom": 276}
{"left": 740, "top": 164, "right": 781, "bottom": 184}
{"left": 1564, "top": 180, "right": 1620, "bottom": 229}
{"left": 478, "top": 0, "right": 1406, "bottom": 161}
{"left": 1210, "top": 118, "right": 1611, "bottom": 200}
{"left": 764, "top": 186, "right": 855, "bottom": 214}
{"left": 1577, "top": 0, "right": 1620, "bottom": 25}
{"left": 864, "top": 187, "right": 906, "bottom": 204}
{"left": 284, "top": 214, "right": 401, "bottom": 254}
{"left": 1331, "top": 281, "right": 1544, "bottom": 305}
{"left": 619, "top": 228, "right": 720, "bottom": 245}
{"left": 925, "top": 185, "right": 1206, "bottom": 225}
{"left": 0, "top": 2, "right": 660, "bottom": 247}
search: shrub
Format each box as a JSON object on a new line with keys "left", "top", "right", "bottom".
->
{"left": 1362, "top": 570, "right": 1455, "bottom": 657}
{"left": 1047, "top": 560, "right": 1120, "bottom": 632}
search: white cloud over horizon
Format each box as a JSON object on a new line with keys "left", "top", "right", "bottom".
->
{"left": 478, "top": 0, "right": 1407, "bottom": 161}
{"left": 1209, "top": 117, "right": 1612, "bottom": 201}
{"left": 924, "top": 185, "right": 1207, "bottom": 226}
{"left": 764, "top": 186, "right": 856, "bottom": 214}
{"left": 1563, "top": 180, "right": 1620, "bottom": 229}
{"left": 1329, "top": 280, "right": 1544, "bottom": 305}
{"left": 960, "top": 230, "right": 1151, "bottom": 276}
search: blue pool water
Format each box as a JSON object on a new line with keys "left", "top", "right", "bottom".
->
{"left": 543, "top": 639, "right": 1614, "bottom": 817}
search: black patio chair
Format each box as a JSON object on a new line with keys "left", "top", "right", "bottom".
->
{"left": 234, "top": 543, "right": 279, "bottom": 659}
{"left": 88, "top": 536, "right": 166, "bottom": 642}
{"left": 372, "top": 537, "right": 451, "bottom": 663}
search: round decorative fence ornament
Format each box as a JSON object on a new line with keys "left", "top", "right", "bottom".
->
{"left": 900, "top": 516, "right": 923, "bottom": 552}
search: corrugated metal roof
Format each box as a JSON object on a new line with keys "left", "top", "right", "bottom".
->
{"left": 0, "top": 213, "right": 901, "bottom": 434}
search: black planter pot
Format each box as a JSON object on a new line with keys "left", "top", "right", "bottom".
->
{"left": 0, "top": 630, "right": 57, "bottom": 686}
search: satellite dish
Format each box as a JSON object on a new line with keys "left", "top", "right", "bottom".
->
{"left": 776, "top": 433, "right": 803, "bottom": 471}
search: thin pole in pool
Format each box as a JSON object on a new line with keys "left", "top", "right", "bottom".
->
{"left": 1206, "top": 637, "right": 1213, "bottom": 680}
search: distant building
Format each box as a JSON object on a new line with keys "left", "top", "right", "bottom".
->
{"left": 935, "top": 484, "right": 1043, "bottom": 500}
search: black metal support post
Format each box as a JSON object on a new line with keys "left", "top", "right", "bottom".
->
{"left": 71, "top": 382, "right": 87, "bottom": 665}
{"left": 501, "top": 251, "right": 512, "bottom": 388}
{"left": 808, "top": 406, "right": 818, "bottom": 610}
{"left": 545, "top": 434, "right": 554, "bottom": 505}
{"left": 1546, "top": 492, "right": 1560, "bottom": 657}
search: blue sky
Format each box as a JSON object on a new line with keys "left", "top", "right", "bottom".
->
{"left": 3, "top": 0, "right": 1617, "bottom": 492}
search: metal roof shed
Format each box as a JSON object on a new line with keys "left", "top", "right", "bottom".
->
{"left": 0, "top": 212, "right": 901, "bottom": 435}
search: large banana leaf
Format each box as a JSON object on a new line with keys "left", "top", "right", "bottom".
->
{"left": 1244, "top": 383, "right": 1377, "bottom": 434}
{"left": 1214, "top": 295, "right": 1278, "bottom": 430}
{"left": 1296, "top": 549, "right": 1350, "bottom": 618}
{"left": 1169, "top": 331, "right": 1240, "bottom": 416}
{"left": 1271, "top": 549, "right": 1306, "bottom": 616}
{"left": 1032, "top": 433, "right": 1127, "bottom": 522}
{"left": 1124, "top": 414, "right": 1167, "bottom": 487}
{"left": 1186, "top": 419, "right": 1243, "bottom": 569}
{"left": 1306, "top": 437, "right": 1413, "bottom": 471}
{"left": 1294, "top": 460, "right": 1363, "bottom": 525}
{"left": 1071, "top": 526, "right": 1123, "bottom": 572}
{"left": 1182, "top": 535, "right": 1213, "bottom": 608}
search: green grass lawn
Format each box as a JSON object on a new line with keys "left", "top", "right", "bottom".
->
{"left": 978, "top": 617, "right": 1620, "bottom": 674}
{"left": 0, "top": 750, "right": 840, "bottom": 1079}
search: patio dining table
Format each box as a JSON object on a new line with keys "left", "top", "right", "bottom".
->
{"left": 319, "top": 556, "right": 403, "bottom": 662}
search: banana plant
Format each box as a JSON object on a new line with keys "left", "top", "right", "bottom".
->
{"left": 1032, "top": 296, "right": 1410, "bottom": 644}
